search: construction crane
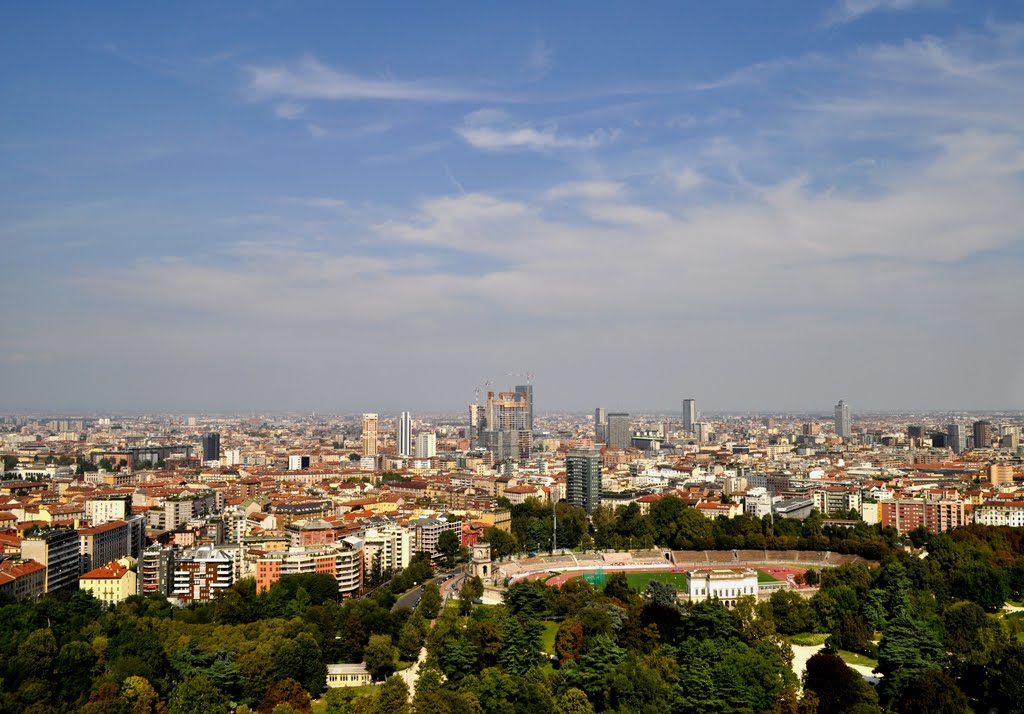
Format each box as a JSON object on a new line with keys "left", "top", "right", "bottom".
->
{"left": 473, "top": 380, "right": 493, "bottom": 407}
{"left": 507, "top": 371, "right": 534, "bottom": 385}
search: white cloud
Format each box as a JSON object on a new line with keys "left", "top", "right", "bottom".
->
{"left": 826, "top": 0, "right": 946, "bottom": 26}
{"left": 544, "top": 181, "right": 625, "bottom": 201}
{"left": 245, "top": 56, "right": 483, "bottom": 102}
{"left": 670, "top": 168, "right": 702, "bottom": 193}
{"left": 456, "top": 108, "right": 619, "bottom": 152}
{"left": 273, "top": 101, "right": 305, "bottom": 119}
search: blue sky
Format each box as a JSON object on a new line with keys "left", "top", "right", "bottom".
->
{"left": 2, "top": 1, "right": 1023, "bottom": 413}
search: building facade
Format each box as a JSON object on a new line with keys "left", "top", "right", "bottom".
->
{"left": 255, "top": 537, "right": 363, "bottom": 597}
{"left": 362, "top": 414, "right": 379, "bottom": 457}
{"left": 416, "top": 432, "right": 437, "bottom": 458}
{"left": 834, "top": 400, "right": 851, "bottom": 439}
{"left": 686, "top": 568, "right": 759, "bottom": 607}
{"left": 606, "top": 413, "right": 630, "bottom": 449}
{"left": 202, "top": 432, "right": 220, "bottom": 463}
{"left": 682, "top": 399, "right": 696, "bottom": 435}
{"left": 566, "top": 448, "right": 602, "bottom": 515}
{"left": 21, "top": 527, "right": 80, "bottom": 594}
{"left": 170, "top": 545, "right": 233, "bottom": 604}
{"left": 397, "top": 411, "right": 412, "bottom": 457}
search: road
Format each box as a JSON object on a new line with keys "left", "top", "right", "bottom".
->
{"left": 391, "top": 568, "right": 465, "bottom": 612}
{"left": 392, "top": 584, "right": 424, "bottom": 612}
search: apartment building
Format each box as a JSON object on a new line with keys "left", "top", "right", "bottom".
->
{"left": 170, "top": 545, "right": 233, "bottom": 604}
{"left": 255, "top": 537, "right": 363, "bottom": 597}
{"left": 21, "top": 527, "right": 80, "bottom": 594}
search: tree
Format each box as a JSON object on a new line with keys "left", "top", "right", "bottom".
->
{"left": 503, "top": 580, "right": 550, "bottom": 619}
{"left": 769, "top": 590, "right": 814, "bottom": 635}
{"left": 437, "top": 530, "right": 461, "bottom": 568}
{"left": 876, "top": 613, "right": 946, "bottom": 703}
{"left": 120, "top": 676, "right": 166, "bottom": 714}
{"left": 55, "top": 639, "right": 99, "bottom": 704}
{"left": 168, "top": 674, "right": 230, "bottom": 714}
{"left": 555, "top": 618, "right": 584, "bottom": 663}
{"left": 374, "top": 675, "right": 410, "bottom": 714}
{"left": 397, "top": 620, "right": 424, "bottom": 662}
{"left": 891, "top": 670, "right": 967, "bottom": 714}
{"left": 439, "top": 635, "right": 478, "bottom": 683}
{"left": 260, "top": 679, "right": 311, "bottom": 714}
{"left": 498, "top": 615, "right": 542, "bottom": 676}
{"left": 363, "top": 634, "right": 398, "bottom": 681}
{"left": 459, "top": 575, "right": 484, "bottom": 614}
{"left": 554, "top": 688, "right": 594, "bottom": 714}
{"left": 273, "top": 633, "right": 326, "bottom": 695}
{"left": 803, "top": 652, "right": 879, "bottom": 714}
{"left": 484, "top": 528, "right": 518, "bottom": 559}
{"left": 417, "top": 582, "right": 442, "bottom": 620}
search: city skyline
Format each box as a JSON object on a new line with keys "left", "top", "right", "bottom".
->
{"left": 3, "top": 2, "right": 1024, "bottom": 413}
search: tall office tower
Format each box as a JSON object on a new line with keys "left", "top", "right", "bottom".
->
{"left": 947, "top": 424, "right": 965, "bottom": 454}
{"left": 416, "top": 432, "right": 437, "bottom": 458}
{"left": 694, "top": 422, "right": 710, "bottom": 445}
{"left": 606, "top": 413, "right": 631, "bottom": 449}
{"left": 515, "top": 384, "right": 534, "bottom": 431}
{"left": 973, "top": 420, "right": 992, "bottom": 450}
{"left": 479, "top": 388, "right": 533, "bottom": 460}
{"left": 682, "top": 398, "right": 696, "bottom": 434}
{"left": 361, "top": 414, "right": 379, "bottom": 457}
{"left": 397, "top": 411, "right": 412, "bottom": 456}
{"left": 566, "top": 448, "right": 602, "bottom": 515}
{"left": 834, "top": 400, "right": 851, "bottom": 439}
{"left": 907, "top": 426, "right": 925, "bottom": 439}
{"left": 594, "top": 407, "right": 607, "bottom": 443}
{"left": 202, "top": 432, "right": 220, "bottom": 463}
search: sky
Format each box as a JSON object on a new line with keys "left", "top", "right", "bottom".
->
{"left": 2, "top": 1, "right": 1024, "bottom": 414}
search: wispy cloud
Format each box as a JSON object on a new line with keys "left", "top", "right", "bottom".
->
{"left": 826, "top": 0, "right": 946, "bottom": 27}
{"left": 456, "top": 108, "right": 618, "bottom": 152}
{"left": 544, "top": 181, "right": 625, "bottom": 201}
{"left": 280, "top": 196, "right": 348, "bottom": 210}
{"left": 245, "top": 56, "right": 485, "bottom": 102}
{"left": 523, "top": 31, "right": 553, "bottom": 81}
{"left": 670, "top": 168, "right": 703, "bottom": 193}
{"left": 273, "top": 101, "right": 305, "bottom": 119}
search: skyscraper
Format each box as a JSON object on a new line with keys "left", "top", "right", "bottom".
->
{"left": 515, "top": 384, "right": 534, "bottom": 431}
{"left": 361, "top": 414, "right": 379, "bottom": 457}
{"left": 973, "top": 420, "right": 992, "bottom": 450}
{"left": 947, "top": 424, "right": 965, "bottom": 454}
{"left": 566, "top": 448, "right": 602, "bottom": 515}
{"left": 834, "top": 400, "right": 851, "bottom": 439}
{"left": 397, "top": 411, "right": 412, "bottom": 456}
{"left": 594, "top": 407, "right": 607, "bottom": 443}
{"left": 682, "top": 399, "right": 696, "bottom": 434}
{"left": 202, "top": 432, "right": 220, "bottom": 463}
{"left": 606, "top": 413, "right": 631, "bottom": 449}
{"left": 479, "top": 388, "right": 532, "bottom": 461}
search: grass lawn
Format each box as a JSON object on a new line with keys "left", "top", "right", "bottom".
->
{"left": 838, "top": 650, "right": 878, "bottom": 668}
{"left": 623, "top": 571, "right": 691, "bottom": 591}
{"left": 540, "top": 621, "right": 559, "bottom": 654}
{"left": 789, "top": 632, "right": 829, "bottom": 646}
{"left": 756, "top": 569, "right": 782, "bottom": 584}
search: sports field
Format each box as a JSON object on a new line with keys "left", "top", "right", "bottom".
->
{"left": 538, "top": 565, "right": 802, "bottom": 590}
{"left": 596, "top": 568, "right": 786, "bottom": 590}
{"left": 622, "top": 570, "right": 690, "bottom": 590}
